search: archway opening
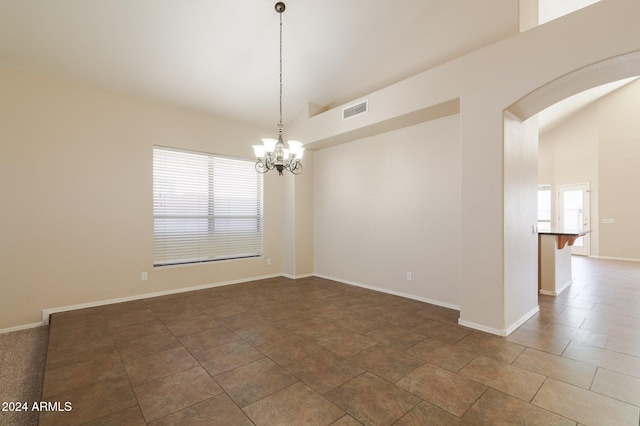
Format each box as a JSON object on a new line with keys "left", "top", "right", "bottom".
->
{"left": 502, "top": 51, "right": 640, "bottom": 333}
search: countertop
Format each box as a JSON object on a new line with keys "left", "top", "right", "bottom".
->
{"left": 538, "top": 227, "right": 591, "bottom": 236}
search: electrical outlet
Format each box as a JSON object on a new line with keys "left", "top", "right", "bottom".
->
{"left": 406, "top": 272, "right": 412, "bottom": 281}
{"left": 267, "top": 258, "right": 272, "bottom": 266}
{"left": 141, "top": 272, "right": 148, "bottom": 281}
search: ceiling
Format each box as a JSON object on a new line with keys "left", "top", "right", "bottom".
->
{"left": 538, "top": 77, "right": 638, "bottom": 134}
{"left": 0, "top": 0, "right": 631, "bottom": 134}
{"left": 0, "top": 0, "right": 518, "bottom": 129}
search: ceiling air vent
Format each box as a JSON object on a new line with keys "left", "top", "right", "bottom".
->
{"left": 342, "top": 99, "right": 368, "bottom": 120}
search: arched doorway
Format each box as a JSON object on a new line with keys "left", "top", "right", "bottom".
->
{"left": 501, "top": 50, "right": 640, "bottom": 333}
{"left": 507, "top": 51, "right": 640, "bottom": 121}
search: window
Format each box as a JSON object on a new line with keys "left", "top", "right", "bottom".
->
{"left": 538, "top": 0, "right": 600, "bottom": 25}
{"left": 537, "top": 184, "right": 551, "bottom": 231}
{"left": 153, "top": 146, "right": 263, "bottom": 266}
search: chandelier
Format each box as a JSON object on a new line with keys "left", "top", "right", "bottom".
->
{"left": 253, "top": 2, "right": 304, "bottom": 175}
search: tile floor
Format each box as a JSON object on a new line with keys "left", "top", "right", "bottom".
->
{"left": 40, "top": 257, "right": 640, "bottom": 425}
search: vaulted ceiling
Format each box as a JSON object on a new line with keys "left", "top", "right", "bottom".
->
{"left": 0, "top": 0, "right": 518, "bottom": 129}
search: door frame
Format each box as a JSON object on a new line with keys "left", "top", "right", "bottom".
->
{"left": 557, "top": 182, "right": 590, "bottom": 256}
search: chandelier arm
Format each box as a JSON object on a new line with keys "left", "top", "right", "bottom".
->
{"left": 255, "top": 160, "right": 268, "bottom": 173}
{"left": 290, "top": 161, "right": 303, "bottom": 175}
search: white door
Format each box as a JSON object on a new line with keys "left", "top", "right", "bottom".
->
{"left": 558, "top": 183, "right": 590, "bottom": 256}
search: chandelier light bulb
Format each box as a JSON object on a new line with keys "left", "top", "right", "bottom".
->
{"left": 261, "top": 138, "right": 277, "bottom": 153}
{"left": 252, "top": 145, "right": 266, "bottom": 158}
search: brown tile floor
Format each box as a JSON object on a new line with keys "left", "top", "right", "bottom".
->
{"left": 40, "top": 257, "right": 640, "bottom": 425}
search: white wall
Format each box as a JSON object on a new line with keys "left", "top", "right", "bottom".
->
{"left": 504, "top": 114, "right": 539, "bottom": 330}
{"left": 314, "top": 115, "right": 461, "bottom": 307}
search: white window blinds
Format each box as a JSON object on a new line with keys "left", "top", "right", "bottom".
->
{"left": 153, "top": 146, "right": 263, "bottom": 266}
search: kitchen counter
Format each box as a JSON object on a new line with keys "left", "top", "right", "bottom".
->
{"left": 538, "top": 228, "right": 591, "bottom": 296}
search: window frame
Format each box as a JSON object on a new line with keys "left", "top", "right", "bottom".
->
{"left": 537, "top": 184, "right": 552, "bottom": 230}
{"left": 152, "top": 146, "right": 264, "bottom": 267}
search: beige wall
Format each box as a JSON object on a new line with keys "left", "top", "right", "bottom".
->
{"left": 3, "top": 0, "right": 640, "bottom": 334}
{"left": 598, "top": 80, "right": 640, "bottom": 260}
{"left": 280, "top": 151, "right": 314, "bottom": 279}
{"left": 540, "top": 79, "right": 640, "bottom": 261}
{"left": 294, "top": 151, "right": 314, "bottom": 277}
{"left": 313, "top": 115, "right": 461, "bottom": 307}
{"left": 293, "top": 0, "right": 640, "bottom": 334}
{"left": 538, "top": 105, "right": 600, "bottom": 255}
{"left": 0, "top": 68, "right": 289, "bottom": 330}
{"left": 538, "top": 132, "right": 556, "bottom": 186}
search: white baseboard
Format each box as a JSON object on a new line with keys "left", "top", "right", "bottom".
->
{"left": 458, "top": 305, "right": 539, "bottom": 337}
{"left": 457, "top": 319, "right": 504, "bottom": 336}
{"left": 0, "top": 273, "right": 327, "bottom": 334}
{"left": 504, "top": 305, "right": 540, "bottom": 335}
{"left": 0, "top": 321, "right": 48, "bottom": 334}
{"left": 313, "top": 273, "right": 460, "bottom": 311}
{"left": 314, "top": 274, "right": 544, "bottom": 337}
{"left": 589, "top": 255, "right": 640, "bottom": 263}
{"left": 282, "top": 273, "right": 315, "bottom": 280}
{"left": 36, "top": 273, "right": 283, "bottom": 328}
{"left": 539, "top": 279, "right": 572, "bottom": 296}
{"left": 2, "top": 273, "right": 534, "bottom": 337}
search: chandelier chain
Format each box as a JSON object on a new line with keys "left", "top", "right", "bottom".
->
{"left": 279, "top": 9, "right": 283, "bottom": 128}
{"left": 252, "top": 2, "right": 303, "bottom": 176}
